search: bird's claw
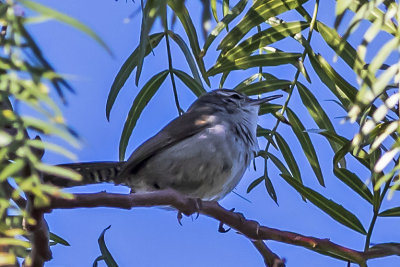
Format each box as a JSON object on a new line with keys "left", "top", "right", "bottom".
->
{"left": 177, "top": 211, "right": 183, "bottom": 226}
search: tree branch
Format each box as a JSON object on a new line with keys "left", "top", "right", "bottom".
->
{"left": 37, "top": 189, "right": 399, "bottom": 266}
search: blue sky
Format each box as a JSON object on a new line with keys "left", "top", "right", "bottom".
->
{"left": 24, "top": 0, "right": 400, "bottom": 266}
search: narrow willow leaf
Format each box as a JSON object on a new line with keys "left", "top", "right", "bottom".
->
{"left": 168, "top": 31, "right": 202, "bottom": 85}
{"left": 172, "top": 69, "right": 206, "bottom": 97}
{"left": 49, "top": 232, "right": 70, "bottom": 246}
{"left": 135, "top": 0, "right": 161, "bottom": 85}
{"left": 35, "top": 163, "right": 81, "bottom": 181}
{"left": 203, "top": 0, "right": 248, "bottom": 53}
{"left": 208, "top": 52, "right": 301, "bottom": 76}
{"left": 211, "top": 0, "right": 218, "bottom": 22}
{"left": 335, "top": 0, "right": 352, "bottom": 16}
{"left": 316, "top": 21, "right": 375, "bottom": 88}
{"left": 0, "top": 159, "right": 25, "bottom": 181}
{"left": 247, "top": 176, "right": 264, "bottom": 193}
{"left": 333, "top": 168, "right": 373, "bottom": 204}
{"left": 375, "top": 147, "right": 400, "bottom": 173}
{"left": 96, "top": 225, "right": 118, "bottom": 267}
{"left": 280, "top": 174, "right": 367, "bottom": 235}
{"left": 264, "top": 151, "right": 290, "bottom": 176}
{"left": 256, "top": 126, "right": 278, "bottom": 149}
{"left": 27, "top": 139, "right": 77, "bottom": 160}
{"left": 19, "top": 0, "right": 111, "bottom": 54}
{"left": 347, "top": 2, "right": 397, "bottom": 35}
{"left": 275, "top": 132, "right": 302, "bottom": 185}
{"left": 119, "top": 70, "right": 169, "bottom": 160}
{"left": 379, "top": 207, "right": 400, "bottom": 217}
{"left": 218, "top": 0, "right": 309, "bottom": 50}
{"left": 296, "top": 82, "right": 343, "bottom": 166}
{"left": 259, "top": 103, "right": 282, "bottom": 115}
{"left": 308, "top": 53, "right": 356, "bottom": 109}
{"left": 264, "top": 170, "right": 278, "bottom": 204}
{"left": 168, "top": 0, "right": 210, "bottom": 86}
{"left": 286, "top": 109, "right": 324, "bottom": 186}
{"left": 221, "top": 21, "right": 309, "bottom": 61}
{"left": 237, "top": 79, "right": 291, "bottom": 95}
{"left": 106, "top": 32, "right": 164, "bottom": 120}
{"left": 21, "top": 117, "right": 80, "bottom": 148}
{"left": 233, "top": 73, "right": 262, "bottom": 90}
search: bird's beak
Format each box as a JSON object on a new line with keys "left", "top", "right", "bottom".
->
{"left": 249, "top": 94, "right": 282, "bottom": 105}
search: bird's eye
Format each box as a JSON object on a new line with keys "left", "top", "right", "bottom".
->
{"left": 231, "top": 94, "right": 241, "bottom": 100}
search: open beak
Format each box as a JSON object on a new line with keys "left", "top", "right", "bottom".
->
{"left": 250, "top": 94, "right": 283, "bottom": 105}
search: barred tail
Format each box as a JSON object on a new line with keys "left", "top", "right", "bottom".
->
{"left": 43, "top": 161, "right": 126, "bottom": 187}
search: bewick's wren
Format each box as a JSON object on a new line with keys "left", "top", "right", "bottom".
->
{"left": 45, "top": 89, "right": 281, "bottom": 201}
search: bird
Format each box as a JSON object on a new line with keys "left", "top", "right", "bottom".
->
{"left": 44, "top": 89, "right": 281, "bottom": 201}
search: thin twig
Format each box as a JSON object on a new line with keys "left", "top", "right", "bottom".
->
{"left": 251, "top": 240, "right": 285, "bottom": 267}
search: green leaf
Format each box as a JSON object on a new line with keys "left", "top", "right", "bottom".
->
{"left": 96, "top": 225, "right": 118, "bottom": 267}
{"left": 203, "top": 0, "right": 248, "bottom": 54}
{"left": 379, "top": 207, "right": 400, "bottom": 217}
{"left": 211, "top": 0, "right": 218, "bottom": 22}
{"left": 167, "top": 31, "right": 202, "bottom": 85}
{"left": 221, "top": 21, "right": 309, "bottom": 61}
{"left": 296, "top": 82, "right": 343, "bottom": 165}
{"left": 135, "top": 0, "right": 162, "bottom": 85}
{"left": 49, "top": 232, "right": 70, "bottom": 246}
{"left": 286, "top": 108, "right": 324, "bottom": 186}
{"left": 333, "top": 168, "right": 373, "bottom": 204}
{"left": 264, "top": 170, "right": 278, "bottom": 204}
{"left": 119, "top": 70, "right": 169, "bottom": 160}
{"left": 275, "top": 132, "right": 302, "bottom": 185}
{"left": 172, "top": 69, "right": 206, "bottom": 97}
{"left": 168, "top": 0, "right": 210, "bottom": 86}
{"left": 0, "top": 159, "right": 25, "bottom": 182}
{"left": 237, "top": 79, "right": 291, "bottom": 95}
{"left": 106, "top": 32, "right": 164, "bottom": 120}
{"left": 259, "top": 103, "right": 282, "bottom": 115}
{"left": 207, "top": 52, "right": 301, "bottom": 76}
{"left": 35, "top": 163, "right": 82, "bottom": 181}
{"left": 18, "top": 0, "right": 111, "bottom": 54}
{"left": 247, "top": 176, "right": 264, "bottom": 193}
{"left": 280, "top": 174, "right": 367, "bottom": 235}
{"left": 218, "top": 0, "right": 309, "bottom": 50}
{"left": 308, "top": 53, "right": 356, "bottom": 109}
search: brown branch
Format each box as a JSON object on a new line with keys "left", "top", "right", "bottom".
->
{"left": 37, "top": 189, "right": 399, "bottom": 266}
{"left": 251, "top": 240, "right": 285, "bottom": 267}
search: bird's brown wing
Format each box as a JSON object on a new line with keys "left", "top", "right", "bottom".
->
{"left": 116, "top": 108, "right": 215, "bottom": 179}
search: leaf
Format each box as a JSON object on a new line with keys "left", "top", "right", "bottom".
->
{"left": 218, "top": 0, "right": 309, "bottom": 50}
{"left": 49, "top": 232, "right": 70, "bottom": 246}
{"left": 18, "top": 0, "right": 111, "bottom": 54}
{"left": 208, "top": 52, "right": 301, "bottom": 76}
{"left": 379, "top": 207, "right": 400, "bottom": 217}
{"left": 119, "top": 70, "right": 169, "bottom": 160}
{"left": 247, "top": 176, "right": 264, "bottom": 193}
{"left": 35, "top": 163, "right": 82, "bottom": 181}
{"left": 203, "top": 0, "right": 248, "bottom": 54}
{"left": 333, "top": 168, "right": 373, "bottom": 204}
{"left": 308, "top": 53, "right": 356, "bottom": 109}
{"left": 172, "top": 69, "right": 206, "bottom": 97}
{"left": 168, "top": 31, "right": 202, "bottom": 86}
{"left": 211, "top": 0, "right": 218, "bottom": 22}
{"left": 275, "top": 132, "right": 302, "bottom": 185}
{"left": 259, "top": 103, "right": 282, "bottom": 115}
{"left": 264, "top": 171, "right": 278, "bottom": 204}
{"left": 106, "top": 32, "right": 164, "bottom": 120}
{"left": 237, "top": 79, "right": 291, "bottom": 95}
{"left": 280, "top": 174, "right": 367, "bottom": 235}
{"left": 95, "top": 225, "right": 118, "bottom": 267}
{"left": 286, "top": 108, "right": 324, "bottom": 186}
{"left": 221, "top": 21, "right": 309, "bottom": 61}
{"left": 135, "top": 0, "right": 162, "bottom": 85}
{"left": 168, "top": 0, "right": 210, "bottom": 86}
{"left": 296, "top": 82, "right": 344, "bottom": 166}
{"left": 0, "top": 159, "right": 25, "bottom": 182}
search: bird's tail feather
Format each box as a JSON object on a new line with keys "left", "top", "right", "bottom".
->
{"left": 43, "top": 161, "right": 126, "bottom": 187}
